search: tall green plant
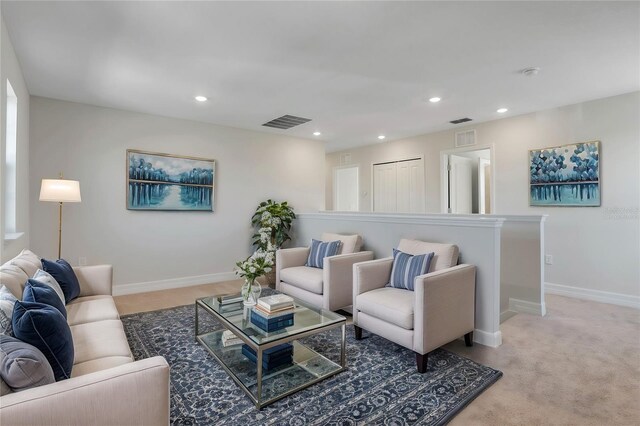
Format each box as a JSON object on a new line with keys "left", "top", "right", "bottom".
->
{"left": 251, "top": 199, "right": 296, "bottom": 251}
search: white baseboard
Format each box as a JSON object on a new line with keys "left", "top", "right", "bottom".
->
{"left": 509, "top": 298, "right": 546, "bottom": 316}
{"left": 500, "top": 310, "right": 517, "bottom": 323}
{"left": 545, "top": 282, "right": 640, "bottom": 310}
{"left": 473, "top": 329, "right": 502, "bottom": 348}
{"left": 113, "top": 271, "right": 238, "bottom": 296}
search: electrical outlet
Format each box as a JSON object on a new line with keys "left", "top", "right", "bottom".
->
{"left": 78, "top": 257, "right": 87, "bottom": 266}
{"left": 545, "top": 255, "right": 553, "bottom": 265}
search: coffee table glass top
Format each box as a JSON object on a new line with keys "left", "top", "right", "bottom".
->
{"left": 198, "top": 293, "right": 344, "bottom": 345}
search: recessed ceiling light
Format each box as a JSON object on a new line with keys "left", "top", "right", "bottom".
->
{"left": 313, "top": 131, "right": 321, "bottom": 136}
{"left": 497, "top": 108, "right": 508, "bottom": 113}
{"left": 194, "top": 96, "right": 207, "bottom": 102}
{"left": 378, "top": 135, "right": 386, "bottom": 140}
{"left": 429, "top": 97, "right": 441, "bottom": 103}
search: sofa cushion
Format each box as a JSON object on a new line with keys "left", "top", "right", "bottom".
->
{"left": 22, "top": 279, "right": 67, "bottom": 319}
{"left": 11, "top": 301, "right": 74, "bottom": 381}
{"left": 71, "top": 356, "right": 133, "bottom": 378}
{"left": 321, "top": 232, "right": 362, "bottom": 255}
{"left": 356, "top": 287, "right": 414, "bottom": 330}
{"left": 66, "top": 295, "right": 120, "bottom": 326}
{"left": 388, "top": 249, "right": 434, "bottom": 291}
{"left": 32, "top": 269, "right": 66, "bottom": 306}
{"left": 0, "top": 285, "right": 18, "bottom": 336}
{"left": 397, "top": 239, "right": 459, "bottom": 272}
{"left": 42, "top": 258, "right": 81, "bottom": 303}
{"left": 0, "top": 335, "right": 55, "bottom": 392}
{"left": 70, "top": 320, "right": 132, "bottom": 365}
{"left": 280, "top": 266, "right": 324, "bottom": 295}
{"left": 10, "top": 249, "right": 41, "bottom": 278}
{"left": 306, "top": 239, "right": 341, "bottom": 269}
{"left": 0, "top": 264, "right": 29, "bottom": 299}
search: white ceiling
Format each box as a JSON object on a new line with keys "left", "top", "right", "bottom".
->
{"left": 2, "top": 1, "right": 639, "bottom": 152}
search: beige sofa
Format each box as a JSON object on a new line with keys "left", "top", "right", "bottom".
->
{"left": 0, "top": 250, "right": 170, "bottom": 425}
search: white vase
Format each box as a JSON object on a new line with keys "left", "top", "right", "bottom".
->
{"left": 241, "top": 279, "right": 262, "bottom": 306}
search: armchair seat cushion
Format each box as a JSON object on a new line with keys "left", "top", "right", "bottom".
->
{"left": 279, "top": 266, "right": 324, "bottom": 295}
{"left": 356, "top": 287, "right": 414, "bottom": 330}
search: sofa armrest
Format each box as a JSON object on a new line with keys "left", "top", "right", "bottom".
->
{"left": 323, "top": 251, "right": 374, "bottom": 311}
{"left": 413, "top": 264, "right": 476, "bottom": 354}
{"left": 353, "top": 257, "right": 393, "bottom": 298}
{"left": 0, "top": 356, "right": 170, "bottom": 426}
{"left": 276, "top": 247, "right": 310, "bottom": 291}
{"left": 73, "top": 264, "right": 113, "bottom": 297}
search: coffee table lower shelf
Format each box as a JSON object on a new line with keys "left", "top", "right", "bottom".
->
{"left": 197, "top": 330, "right": 344, "bottom": 408}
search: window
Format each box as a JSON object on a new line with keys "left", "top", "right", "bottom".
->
{"left": 4, "top": 79, "right": 18, "bottom": 235}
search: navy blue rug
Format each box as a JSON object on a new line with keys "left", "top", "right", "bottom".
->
{"left": 122, "top": 305, "right": 501, "bottom": 425}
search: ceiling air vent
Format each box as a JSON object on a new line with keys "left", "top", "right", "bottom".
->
{"left": 455, "top": 130, "right": 477, "bottom": 148}
{"left": 449, "top": 117, "right": 472, "bottom": 125}
{"left": 262, "top": 115, "right": 311, "bottom": 130}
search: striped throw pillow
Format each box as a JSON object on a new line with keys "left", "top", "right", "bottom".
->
{"left": 388, "top": 249, "right": 434, "bottom": 291}
{"left": 306, "top": 239, "right": 342, "bottom": 269}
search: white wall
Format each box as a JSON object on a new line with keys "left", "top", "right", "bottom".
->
{"left": 326, "top": 92, "right": 640, "bottom": 300}
{"left": 29, "top": 97, "right": 325, "bottom": 291}
{"left": 0, "top": 15, "right": 30, "bottom": 262}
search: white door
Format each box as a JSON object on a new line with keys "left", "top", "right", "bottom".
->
{"left": 373, "top": 159, "right": 425, "bottom": 213}
{"left": 373, "top": 163, "right": 397, "bottom": 212}
{"left": 478, "top": 158, "right": 491, "bottom": 214}
{"left": 449, "top": 155, "right": 474, "bottom": 214}
{"left": 396, "top": 159, "right": 426, "bottom": 213}
{"left": 334, "top": 166, "right": 359, "bottom": 211}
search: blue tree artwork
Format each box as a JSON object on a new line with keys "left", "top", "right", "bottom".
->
{"left": 529, "top": 141, "right": 600, "bottom": 206}
{"left": 127, "top": 150, "right": 215, "bottom": 211}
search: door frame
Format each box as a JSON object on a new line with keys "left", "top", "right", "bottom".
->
{"left": 370, "top": 154, "right": 426, "bottom": 212}
{"left": 333, "top": 164, "right": 360, "bottom": 211}
{"left": 440, "top": 144, "right": 495, "bottom": 214}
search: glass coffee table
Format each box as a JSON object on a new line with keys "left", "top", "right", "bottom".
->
{"left": 195, "top": 292, "right": 346, "bottom": 409}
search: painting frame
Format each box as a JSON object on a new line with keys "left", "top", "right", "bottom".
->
{"left": 126, "top": 149, "right": 215, "bottom": 212}
{"left": 529, "top": 140, "right": 601, "bottom": 207}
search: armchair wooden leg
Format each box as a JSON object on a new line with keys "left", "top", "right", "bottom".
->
{"left": 464, "top": 331, "right": 474, "bottom": 347}
{"left": 354, "top": 325, "right": 363, "bottom": 340}
{"left": 416, "top": 353, "right": 428, "bottom": 373}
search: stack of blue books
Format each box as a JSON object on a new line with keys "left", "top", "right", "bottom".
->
{"left": 242, "top": 343, "right": 293, "bottom": 372}
{"left": 250, "top": 309, "right": 294, "bottom": 332}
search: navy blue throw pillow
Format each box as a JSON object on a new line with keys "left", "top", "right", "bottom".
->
{"left": 11, "top": 301, "right": 74, "bottom": 381}
{"left": 306, "top": 239, "right": 342, "bottom": 269}
{"left": 41, "top": 258, "right": 80, "bottom": 303}
{"left": 23, "top": 279, "right": 67, "bottom": 319}
{"left": 388, "top": 249, "right": 435, "bottom": 291}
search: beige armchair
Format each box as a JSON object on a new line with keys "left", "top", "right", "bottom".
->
{"left": 352, "top": 239, "right": 476, "bottom": 373}
{"left": 276, "top": 233, "right": 374, "bottom": 311}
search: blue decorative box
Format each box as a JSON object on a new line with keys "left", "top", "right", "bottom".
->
{"left": 242, "top": 344, "right": 293, "bottom": 371}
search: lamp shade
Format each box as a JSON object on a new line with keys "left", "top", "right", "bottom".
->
{"left": 39, "top": 179, "right": 82, "bottom": 203}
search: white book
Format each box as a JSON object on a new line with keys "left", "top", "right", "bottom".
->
{"left": 257, "top": 294, "right": 295, "bottom": 311}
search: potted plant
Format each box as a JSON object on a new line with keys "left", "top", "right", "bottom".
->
{"left": 235, "top": 246, "right": 275, "bottom": 306}
{"left": 251, "top": 200, "right": 296, "bottom": 285}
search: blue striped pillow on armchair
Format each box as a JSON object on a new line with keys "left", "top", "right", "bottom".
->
{"left": 388, "top": 249, "right": 434, "bottom": 291}
{"left": 306, "top": 239, "right": 342, "bottom": 269}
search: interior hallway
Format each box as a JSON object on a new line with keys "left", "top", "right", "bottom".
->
{"left": 115, "top": 284, "right": 640, "bottom": 425}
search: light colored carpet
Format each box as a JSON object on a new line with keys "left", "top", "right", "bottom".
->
{"left": 116, "top": 284, "right": 640, "bottom": 425}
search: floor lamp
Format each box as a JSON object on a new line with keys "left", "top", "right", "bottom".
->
{"left": 39, "top": 177, "right": 82, "bottom": 259}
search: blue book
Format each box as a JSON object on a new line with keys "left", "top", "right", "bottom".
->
{"left": 242, "top": 346, "right": 293, "bottom": 371}
{"left": 242, "top": 343, "right": 293, "bottom": 361}
{"left": 251, "top": 311, "right": 294, "bottom": 332}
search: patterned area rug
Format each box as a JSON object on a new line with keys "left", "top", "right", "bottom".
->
{"left": 122, "top": 305, "right": 502, "bottom": 425}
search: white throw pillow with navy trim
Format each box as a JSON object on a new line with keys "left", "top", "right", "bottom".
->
{"left": 388, "top": 249, "right": 434, "bottom": 291}
{"left": 306, "top": 239, "right": 342, "bottom": 269}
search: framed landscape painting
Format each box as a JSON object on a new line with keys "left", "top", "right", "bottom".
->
{"left": 127, "top": 149, "right": 215, "bottom": 211}
{"left": 529, "top": 141, "right": 600, "bottom": 207}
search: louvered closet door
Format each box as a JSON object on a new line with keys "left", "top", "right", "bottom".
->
{"left": 373, "top": 163, "right": 397, "bottom": 212}
{"left": 396, "top": 159, "right": 425, "bottom": 213}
